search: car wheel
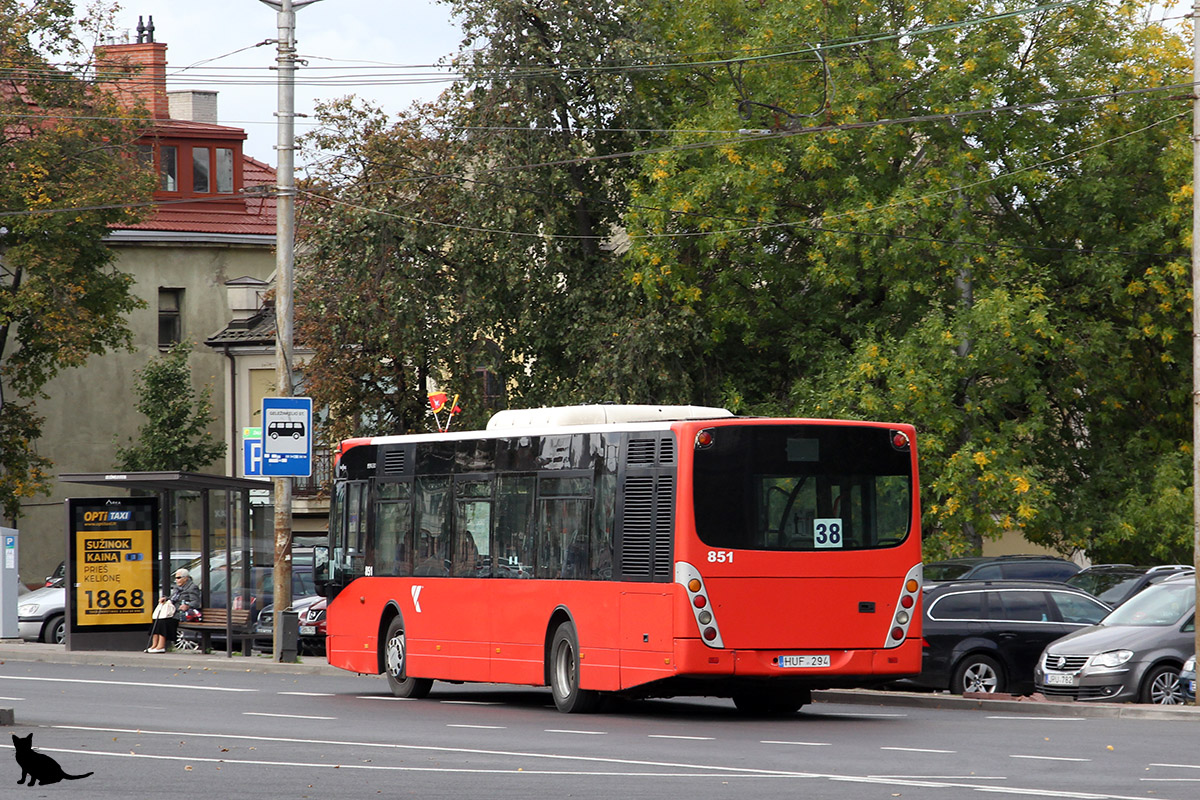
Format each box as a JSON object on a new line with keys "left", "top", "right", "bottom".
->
{"left": 952, "top": 654, "right": 1005, "bottom": 694}
{"left": 549, "top": 621, "right": 601, "bottom": 713}
{"left": 43, "top": 615, "right": 65, "bottom": 644}
{"left": 383, "top": 616, "right": 432, "bottom": 699}
{"left": 1140, "top": 664, "right": 1186, "bottom": 704}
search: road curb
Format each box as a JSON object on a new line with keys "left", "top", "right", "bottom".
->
{"left": 0, "top": 640, "right": 344, "bottom": 677}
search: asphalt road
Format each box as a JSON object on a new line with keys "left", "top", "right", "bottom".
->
{"left": 1, "top": 651, "right": 1198, "bottom": 800}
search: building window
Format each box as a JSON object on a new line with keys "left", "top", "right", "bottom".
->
{"left": 475, "top": 366, "right": 501, "bottom": 409}
{"left": 192, "top": 147, "right": 210, "bottom": 193}
{"left": 216, "top": 148, "right": 234, "bottom": 194}
{"left": 159, "top": 288, "right": 182, "bottom": 348}
{"left": 160, "top": 146, "right": 177, "bottom": 191}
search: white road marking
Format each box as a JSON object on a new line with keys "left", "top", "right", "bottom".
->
{"left": 649, "top": 735, "right": 715, "bottom": 741}
{"left": 880, "top": 746, "right": 956, "bottom": 754}
{"left": 810, "top": 711, "right": 907, "bottom": 718}
{"left": 545, "top": 729, "right": 607, "bottom": 735}
{"left": 987, "top": 716, "right": 1086, "bottom": 722}
{"left": 440, "top": 700, "right": 504, "bottom": 705}
{"left": 448, "top": 724, "right": 506, "bottom": 729}
{"left": 761, "top": 740, "right": 832, "bottom": 746}
{"left": 0, "top": 696, "right": 24, "bottom": 701}
{"left": 0, "top": 675, "right": 254, "bottom": 692}
{"left": 1142, "top": 778, "right": 1200, "bottom": 782}
{"left": 243, "top": 712, "right": 336, "bottom": 720}
{"left": 278, "top": 691, "right": 334, "bottom": 697}
{"left": 51, "top": 725, "right": 1158, "bottom": 798}
{"left": 1152, "top": 763, "right": 1200, "bottom": 770}
{"left": 872, "top": 775, "right": 1006, "bottom": 780}
{"left": 1010, "top": 755, "right": 1092, "bottom": 762}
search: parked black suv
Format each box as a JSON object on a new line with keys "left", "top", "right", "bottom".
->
{"left": 924, "top": 555, "right": 1081, "bottom": 584}
{"left": 907, "top": 580, "right": 1112, "bottom": 694}
{"left": 1065, "top": 564, "right": 1193, "bottom": 608}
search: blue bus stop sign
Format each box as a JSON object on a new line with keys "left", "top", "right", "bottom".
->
{"left": 261, "top": 397, "right": 312, "bottom": 477}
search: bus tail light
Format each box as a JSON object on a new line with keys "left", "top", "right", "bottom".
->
{"left": 885, "top": 563, "right": 922, "bottom": 648}
{"left": 676, "top": 562, "right": 724, "bottom": 649}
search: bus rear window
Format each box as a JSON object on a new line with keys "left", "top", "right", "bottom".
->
{"left": 693, "top": 424, "right": 912, "bottom": 551}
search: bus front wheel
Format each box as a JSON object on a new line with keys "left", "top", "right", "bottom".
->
{"left": 384, "top": 617, "right": 432, "bottom": 699}
{"left": 550, "top": 621, "right": 601, "bottom": 713}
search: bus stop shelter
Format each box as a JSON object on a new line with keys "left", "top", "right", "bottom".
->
{"left": 59, "top": 471, "right": 272, "bottom": 655}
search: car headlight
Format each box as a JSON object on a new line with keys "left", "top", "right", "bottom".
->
{"left": 1092, "top": 650, "right": 1134, "bottom": 668}
{"left": 18, "top": 604, "right": 38, "bottom": 616}
{"left": 1184, "top": 656, "right": 1195, "bottom": 673}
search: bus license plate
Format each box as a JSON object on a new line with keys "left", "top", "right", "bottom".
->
{"left": 1044, "top": 673, "right": 1076, "bottom": 687}
{"left": 299, "top": 625, "right": 317, "bottom": 636}
{"left": 780, "top": 655, "right": 830, "bottom": 668}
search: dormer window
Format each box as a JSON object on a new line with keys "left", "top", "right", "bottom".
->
{"left": 160, "top": 145, "right": 178, "bottom": 191}
{"left": 144, "top": 141, "right": 240, "bottom": 197}
{"left": 215, "top": 148, "right": 234, "bottom": 193}
{"left": 193, "top": 147, "right": 210, "bottom": 192}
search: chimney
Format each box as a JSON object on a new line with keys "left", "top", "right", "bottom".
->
{"left": 168, "top": 91, "right": 218, "bottom": 124}
{"left": 94, "top": 16, "right": 168, "bottom": 120}
{"left": 225, "top": 276, "right": 270, "bottom": 318}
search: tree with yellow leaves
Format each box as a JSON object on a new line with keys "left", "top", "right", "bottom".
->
{"left": 625, "top": 0, "right": 1192, "bottom": 561}
{"left": 0, "top": 0, "right": 154, "bottom": 523}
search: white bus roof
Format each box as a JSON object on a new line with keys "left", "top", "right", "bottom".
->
{"left": 485, "top": 404, "right": 734, "bottom": 430}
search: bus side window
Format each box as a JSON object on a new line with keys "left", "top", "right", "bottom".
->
{"left": 329, "top": 481, "right": 347, "bottom": 584}
{"left": 495, "top": 475, "right": 535, "bottom": 578}
{"left": 592, "top": 472, "right": 616, "bottom": 580}
{"left": 347, "top": 482, "right": 368, "bottom": 578}
{"left": 375, "top": 491, "right": 412, "bottom": 577}
{"left": 414, "top": 476, "right": 450, "bottom": 576}
{"left": 452, "top": 479, "right": 492, "bottom": 577}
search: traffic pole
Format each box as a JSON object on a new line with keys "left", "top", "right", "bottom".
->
{"left": 260, "top": 0, "right": 322, "bottom": 661}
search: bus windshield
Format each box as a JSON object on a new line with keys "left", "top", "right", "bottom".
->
{"left": 692, "top": 424, "right": 912, "bottom": 551}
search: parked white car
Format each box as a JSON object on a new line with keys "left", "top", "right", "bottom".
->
{"left": 18, "top": 586, "right": 66, "bottom": 644}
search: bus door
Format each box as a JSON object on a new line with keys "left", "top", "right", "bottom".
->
{"left": 328, "top": 480, "right": 368, "bottom": 592}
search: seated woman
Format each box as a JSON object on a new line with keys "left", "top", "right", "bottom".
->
{"left": 146, "top": 568, "right": 201, "bottom": 653}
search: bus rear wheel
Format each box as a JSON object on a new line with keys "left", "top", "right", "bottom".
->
{"left": 550, "top": 621, "right": 601, "bottom": 713}
{"left": 384, "top": 617, "right": 432, "bottom": 699}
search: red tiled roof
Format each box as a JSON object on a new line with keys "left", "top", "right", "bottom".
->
{"left": 3, "top": 43, "right": 278, "bottom": 239}
{"left": 115, "top": 143, "right": 277, "bottom": 236}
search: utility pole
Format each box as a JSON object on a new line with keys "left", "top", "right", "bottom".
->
{"left": 259, "top": 0, "right": 321, "bottom": 662}
{"left": 1192, "top": 0, "right": 1200, "bottom": 703}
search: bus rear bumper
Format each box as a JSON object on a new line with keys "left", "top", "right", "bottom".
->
{"left": 672, "top": 637, "right": 922, "bottom": 683}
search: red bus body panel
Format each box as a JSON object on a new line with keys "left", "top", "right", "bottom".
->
{"left": 327, "top": 579, "right": 679, "bottom": 690}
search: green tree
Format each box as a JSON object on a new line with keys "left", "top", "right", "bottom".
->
{"left": 114, "top": 343, "right": 226, "bottom": 472}
{"left": 0, "top": 0, "right": 154, "bottom": 521}
{"left": 624, "top": 0, "right": 1191, "bottom": 559}
{"left": 296, "top": 0, "right": 690, "bottom": 440}
{"left": 296, "top": 99, "right": 488, "bottom": 440}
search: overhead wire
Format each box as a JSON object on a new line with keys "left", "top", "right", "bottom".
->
{"left": 292, "top": 108, "right": 1188, "bottom": 260}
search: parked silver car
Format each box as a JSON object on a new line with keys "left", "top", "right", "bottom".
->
{"left": 17, "top": 586, "right": 66, "bottom": 644}
{"left": 1034, "top": 573, "right": 1195, "bottom": 704}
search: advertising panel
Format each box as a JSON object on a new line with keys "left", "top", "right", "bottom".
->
{"left": 68, "top": 497, "right": 157, "bottom": 630}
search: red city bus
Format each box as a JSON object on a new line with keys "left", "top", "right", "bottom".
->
{"left": 317, "top": 405, "right": 922, "bottom": 713}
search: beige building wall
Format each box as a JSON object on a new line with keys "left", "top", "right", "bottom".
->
{"left": 15, "top": 237, "right": 274, "bottom": 583}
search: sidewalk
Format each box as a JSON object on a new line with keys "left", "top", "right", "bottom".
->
{"left": 0, "top": 638, "right": 344, "bottom": 676}
{"left": 1, "top": 638, "right": 1198, "bottom": 723}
